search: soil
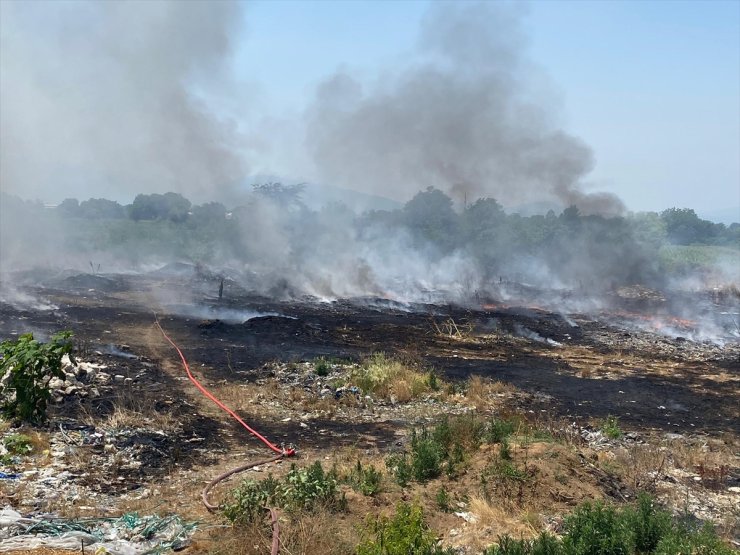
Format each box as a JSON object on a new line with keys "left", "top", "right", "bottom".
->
{"left": 0, "top": 271, "right": 738, "bottom": 553}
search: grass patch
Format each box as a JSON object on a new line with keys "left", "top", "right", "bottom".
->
{"left": 350, "top": 353, "right": 439, "bottom": 402}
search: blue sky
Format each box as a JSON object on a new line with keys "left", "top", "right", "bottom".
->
{"left": 235, "top": 0, "right": 739, "bottom": 217}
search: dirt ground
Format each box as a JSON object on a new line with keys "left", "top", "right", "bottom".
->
{"left": 0, "top": 270, "right": 738, "bottom": 553}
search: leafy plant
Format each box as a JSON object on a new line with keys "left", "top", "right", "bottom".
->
{"left": 485, "top": 532, "right": 561, "bottom": 555}
{"left": 348, "top": 460, "right": 382, "bottom": 496}
{"left": 357, "top": 502, "right": 455, "bottom": 555}
{"left": 314, "top": 357, "right": 331, "bottom": 377}
{"left": 486, "top": 417, "right": 517, "bottom": 444}
{"left": 486, "top": 494, "right": 734, "bottom": 555}
{"left": 562, "top": 501, "right": 631, "bottom": 555}
{"left": 435, "top": 488, "right": 452, "bottom": 513}
{"left": 601, "top": 415, "right": 623, "bottom": 440}
{"left": 223, "top": 461, "right": 346, "bottom": 524}
{"left": 0, "top": 331, "right": 75, "bottom": 423}
{"left": 386, "top": 453, "right": 413, "bottom": 487}
{"left": 3, "top": 433, "right": 32, "bottom": 455}
{"left": 386, "top": 417, "right": 479, "bottom": 486}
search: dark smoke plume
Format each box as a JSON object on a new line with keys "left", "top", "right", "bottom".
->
{"left": 307, "top": 2, "right": 624, "bottom": 215}
{"left": 0, "top": 0, "right": 246, "bottom": 202}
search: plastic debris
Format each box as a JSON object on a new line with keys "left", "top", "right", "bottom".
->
{"left": 0, "top": 506, "right": 197, "bottom": 554}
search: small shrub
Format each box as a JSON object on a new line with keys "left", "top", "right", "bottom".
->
{"left": 357, "top": 502, "right": 454, "bottom": 555}
{"left": 387, "top": 417, "right": 481, "bottom": 486}
{"left": 223, "top": 461, "right": 346, "bottom": 524}
{"left": 623, "top": 493, "right": 672, "bottom": 553}
{"left": 487, "top": 495, "right": 735, "bottom": 555}
{"left": 485, "top": 532, "right": 561, "bottom": 555}
{"left": 435, "top": 488, "right": 452, "bottom": 513}
{"left": 601, "top": 415, "right": 623, "bottom": 440}
{"left": 0, "top": 331, "right": 75, "bottom": 423}
{"left": 499, "top": 438, "right": 512, "bottom": 461}
{"left": 386, "top": 453, "right": 413, "bottom": 487}
{"left": 410, "top": 428, "right": 443, "bottom": 482}
{"left": 3, "top": 433, "right": 33, "bottom": 456}
{"left": 561, "top": 501, "right": 631, "bottom": 555}
{"left": 314, "top": 357, "right": 330, "bottom": 377}
{"left": 348, "top": 460, "right": 382, "bottom": 496}
{"left": 486, "top": 417, "right": 518, "bottom": 444}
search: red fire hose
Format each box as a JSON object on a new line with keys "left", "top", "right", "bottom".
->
{"left": 155, "top": 316, "right": 294, "bottom": 555}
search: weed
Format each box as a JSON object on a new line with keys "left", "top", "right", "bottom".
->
{"left": 499, "top": 438, "right": 512, "bottom": 461}
{"left": 314, "top": 357, "right": 331, "bottom": 377}
{"left": 484, "top": 532, "right": 561, "bottom": 555}
{"left": 347, "top": 460, "right": 382, "bottom": 496}
{"left": 385, "top": 453, "right": 413, "bottom": 487}
{"left": 387, "top": 416, "right": 482, "bottom": 486}
{"left": 601, "top": 415, "right": 623, "bottom": 440}
{"left": 223, "top": 461, "right": 346, "bottom": 524}
{"left": 487, "top": 494, "right": 735, "bottom": 555}
{"left": 3, "top": 432, "right": 33, "bottom": 457}
{"left": 486, "top": 418, "right": 517, "bottom": 444}
{"left": 357, "top": 502, "right": 455, "bottom": 555}
{"left": 436, "top": 488, "right": 452, "bottom": 513}
{"left": 410, "top": 427, "right": 443, "bottom": 482}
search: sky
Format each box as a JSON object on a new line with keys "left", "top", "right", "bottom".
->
{"left": 0, "top": 0, "right": 738, "bottom": 220}
{"left": 237, "top": 0, "right": 740, "bottom": 217}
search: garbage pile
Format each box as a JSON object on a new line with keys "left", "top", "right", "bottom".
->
{"left": 0, "top": 507, "right": 197, "bottom": 554}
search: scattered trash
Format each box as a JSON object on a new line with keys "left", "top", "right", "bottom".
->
{"left": 0, "top": 507, "right": 197, "bottom": 554}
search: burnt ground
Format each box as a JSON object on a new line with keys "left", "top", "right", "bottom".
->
{"left": 1, "top": 272, "right": 737, "bottom": 438}
{"left": 1, "top": 271, "right": 739, "bottom": 553}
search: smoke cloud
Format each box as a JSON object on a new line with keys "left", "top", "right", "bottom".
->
{"left": 307, "top": 3, "right": 624, "bottom": 215}
{"left": 0, "top": 0, "right": 246, "bottom": 202}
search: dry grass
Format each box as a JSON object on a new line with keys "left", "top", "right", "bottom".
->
{"left": 202, "top": 509, "right": 356, "bottom": 555}
{"left": 609, "top": 444, "right": 668, "bottom": 492}
{"left": 465, "top": 375, "right": 514, "bottom": 411}
{"left": 431, "top": 317, "right": 474, "bottom": 339}
{"left": 461, "top": 495, "right": 539, "bottom": 551}
{"left": 83, "top": 388, "right": 179, "bottom": 432}
{"left": 350, "top": 353, "right": 437, "bottom": 402}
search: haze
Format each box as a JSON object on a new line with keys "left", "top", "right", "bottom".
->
{"left": 0, "top": 0, "right": 738, "bottom": 219}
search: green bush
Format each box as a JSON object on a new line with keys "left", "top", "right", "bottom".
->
{"left": 601, "top": 416, "right": 623, "bottom": 440}
{"left": 486, "top": 495, "right": 735, "bottom": 555}
{"left": 314, "top": 357, "right": 330, "bottom": 377}
{"left": 3, "top": 433, "right": 32, "bottom": 455}
{"left": 486, "top": 417, "right": 518, "bottom": 444}
{"left": 223, "top": 461, "right": 346, "bottom": 524}
{"left": 385, "top": 453, "right": 413, "bottom": 487}
{"left": 357, "top": 502, "right": 454, "bottom": 555}
{"left": 485, "top": 532, "right": 561, "bottom": 555}
{"left": 348, "top": 460, "right": 382, "bottom": 496}
{"left": 0, "top": 331, "right": 75, "bottom": 423}
{"left": 562, "top": 501, "right": 631, "bottom": 555}
{"left": 386, "top": 417, "right": 481, "bottom": 486}
{"left": 435, "top": 488, "right": 452, "bottom": 513}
